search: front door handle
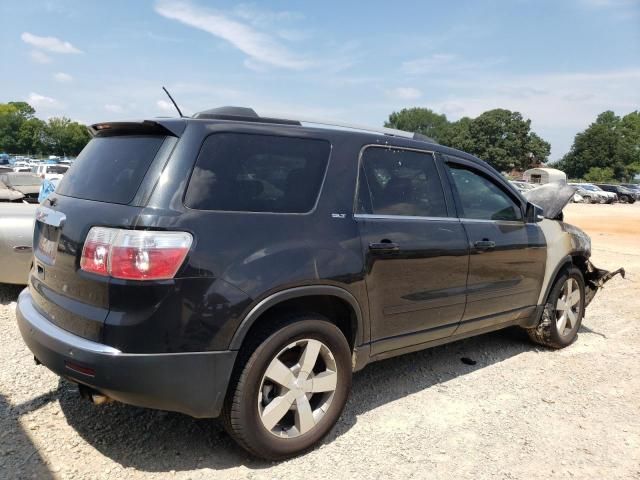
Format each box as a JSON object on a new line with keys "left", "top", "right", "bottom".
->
{"left": 474, "top": 240, "right": 496, "bottom": 250}
{"left": 369, "top": 241, "right": 400, "bottom": 252}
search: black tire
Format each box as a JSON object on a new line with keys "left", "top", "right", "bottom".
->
{"left": 222, "top": 314, "right": 352, "bottom": 460}
{"left": 527, "top": 266, "right": 585, "bottom": 349}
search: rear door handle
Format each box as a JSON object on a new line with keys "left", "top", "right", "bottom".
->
{"left": 474, "top": 240, "right": 496, "bottom": 250}
{"left": 369, "top": 241, "right": 400, "bottom": 252}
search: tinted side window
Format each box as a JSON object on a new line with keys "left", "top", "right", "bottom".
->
{"left": 445, "top": 161, "right": 522, "bottom": 221}
{"left": 185, "top": 133, "right": 330, "bottom": 213}
{"left": 56, "top": 136, "right": 165, "bottom": 204}
{"left": 357, "top": 147, "right": 447, "bottom": 217}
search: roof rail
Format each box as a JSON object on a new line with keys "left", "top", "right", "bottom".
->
{"left": 264, "top": 113, "right": 437, "bottom": 143}
{"left": 192, "top": 106, "right": 437, "bottom": 143}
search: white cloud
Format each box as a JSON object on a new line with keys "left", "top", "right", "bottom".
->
{"left": 53, "top": 72, "right": 73, "bottom": 83}
{"left": 156, "top": 99, "right": 174, "bottom": 112}
{"left": 104, "top": 104, "right": 123, "bottom": 113}
{"left": 427, "top": 68, "right": 640, "bottom": 160}
{"left": 27, "top": 92, "right": 61, "bottom": 109}
{"left": 154, "top": 0, "right": 311, "bottom": 70}
{"left": 402, "top": 54, "right": 457, "bottom": 75}
{"left": 388, "top": 87, "right": 423, "bottom": 101}
{"left": 21, "top": 32, "right": 82, "bottom": 54}
{"left": 29, "top": 50, "right": 52, "bottom": 64}
{"left": 580, "top": 0, "right": 636, "bottom": 7}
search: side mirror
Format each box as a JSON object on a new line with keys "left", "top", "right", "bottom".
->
{"left": 525, "top": 202, "right": 544, "bottom": 223}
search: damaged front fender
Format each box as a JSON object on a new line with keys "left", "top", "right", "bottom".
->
{"left": 583, "top": 262, "right": 625, "bottom": 307}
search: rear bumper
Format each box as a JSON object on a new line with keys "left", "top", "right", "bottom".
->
{"left": 16, "top": 289, "right": 237, "bottom": 418}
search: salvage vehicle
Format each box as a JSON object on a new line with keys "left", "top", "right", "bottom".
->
{"left": 0, "top": 180, "right": 25, "bottom": 203}
{"left": 0, "top": 202, "right": 36, "bottom": 284}
{"left": 0, "top": 172, "right": 42, "bottom": 203}
{"left": 16, "top": 108, "right": 624, "bottom": 460}
{"left": 569, "top": 183, "right": 610, "bottom": 204}
{"left": 594, "top": 184, "right": 638, "bottom": 203}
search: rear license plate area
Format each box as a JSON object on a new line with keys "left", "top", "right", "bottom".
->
{"left": 35, "top": 221, "right": 60, "bottom": 264}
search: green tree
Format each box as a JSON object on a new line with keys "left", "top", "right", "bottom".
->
{"left": 17, "top": 118, "right": 47, "bottom": 154}
{"left": 440, "top": 117, "right": 474, "bottom": 152}
{"left": 45, "top": 117, "right": 91, "bottom": 156}
{"left": 558, "top": 110, "right": 639, "bottom": 181}
{"left": 584, "top": 166, "right": 615, "bottom": 183}
{"left": 385, "top": 108, "right": 449, "bottom": 141}
{"left": 441, "top": 109, "right": 550, "bottom": 172}
{"left": 8, "top": 101, "right": 36, "bottom": 119}
{"left": 0, "top": 103, "right": 24, "bottom": 152}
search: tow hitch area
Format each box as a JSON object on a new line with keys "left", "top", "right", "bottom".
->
{"left": 78, "top": 384, "right": 113, "bottom": 406}
{"left": 584, "top": 262, "right": 625, "bottom": 306}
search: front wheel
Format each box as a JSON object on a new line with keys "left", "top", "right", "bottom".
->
{"left": 222, "top": 316, "right": 352, "bottom": 460}
{"left": 527, "top": 267, "right": 585, "bottom": 349}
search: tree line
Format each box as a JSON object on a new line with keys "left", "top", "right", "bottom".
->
{"left": 385, "top": 107, "right": 639, "bottom": 182}
{"left": 385, "top": 108, "right": 551, "bottom": 173}
{"left": 0, "top": 101, "right": 91, "bottom": 157}
{"left": 555, "top": 111, "right": 639, "bottom": 183}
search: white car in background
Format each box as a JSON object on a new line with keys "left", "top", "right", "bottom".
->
{"left": 31, "top": 164, "right": 69, "bottom": 181}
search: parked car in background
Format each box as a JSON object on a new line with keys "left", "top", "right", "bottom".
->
{"left": 0, "top": 180, "right": 26, "bottom": 203}
{"left": 569, "top": 184, "right": 611, "bottom": 204}
{"left": 0, "top": 173, "right": 42, "bottom": 203}
{"left": 594, "top": 184, "right": 637, "bottom": 203}
{"left": 620, "top": 184, "right": 640, "bottom": 199}
{"left": 13, "top": 166, "right": 33, "bottom": 173}
{"left": 31, "top": 164, "right": 69, "bottom": 180}
{"left": 16, "top": 107, "right": 624, "bottom": 460}
{"left": 0, "top": 202, "right": 36, "bottom": 284}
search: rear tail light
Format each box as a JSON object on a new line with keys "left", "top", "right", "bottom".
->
{"left": 80, "top": 227, "right": 192, "bottom": 280}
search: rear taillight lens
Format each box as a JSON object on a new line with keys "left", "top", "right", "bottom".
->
{"left": 80, "top": 227, "right": 192, "bottom": 280}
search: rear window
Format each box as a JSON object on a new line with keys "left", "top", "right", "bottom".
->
{"left": 185, "top": 133, "right": 330, "bottom": 213}
{"left": 56, "top": 136, "right": 165, "bottom": 204}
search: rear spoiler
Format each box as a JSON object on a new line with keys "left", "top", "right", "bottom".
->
{"left": 88, "top": 119, "right": 186, "bottom": 138}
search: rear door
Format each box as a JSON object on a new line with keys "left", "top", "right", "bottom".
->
{"left": 30, "top": 127, "right": 177, "bottom": 341}
{"left": 356, "top": 146, "right": 469, "bottom": 355}
{"left": 442, "top": 155, "right": 546, "bottom": 333}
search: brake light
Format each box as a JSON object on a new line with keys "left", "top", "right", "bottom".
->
{"left": 80, "top": 227, "right": 192, "bottom": 280}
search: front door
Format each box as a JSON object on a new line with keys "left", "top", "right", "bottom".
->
{"left": 442, "top": 156, "right": 546, "bottom": 334}
{"left": 355, "top": 146, "right": 469, "bottom": 355}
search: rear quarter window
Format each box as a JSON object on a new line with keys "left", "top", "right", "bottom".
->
{"left": 55, "top": 135, "right": 165, "bottom": 204}
{"left": 185, "top": 132, "right": 331, "bottom": 213}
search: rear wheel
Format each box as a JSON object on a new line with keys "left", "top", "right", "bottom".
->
{"left": 222, "top": 315, "right": 352, "bottom": 460}
{"left": 527, "top": 267, "right": 585, "bottom": 349}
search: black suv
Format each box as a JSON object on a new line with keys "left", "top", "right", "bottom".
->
{"left": 17, "top": 107, "right": 620, "bottom": 459}
{"left": 594, "top": 184, "right": 637, "bottom": 203}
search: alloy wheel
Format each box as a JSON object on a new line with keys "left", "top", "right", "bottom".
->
{"left": 555, "top": 278, "right": 581, "bottom": 336}
{"left": 258, "top": 339, "right": 338, "bottom": 438}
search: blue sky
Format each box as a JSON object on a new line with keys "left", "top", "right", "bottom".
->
{"left": 1, "top": 0, "right": 638, "bottom": 160}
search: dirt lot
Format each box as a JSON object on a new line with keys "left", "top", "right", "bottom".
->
{"left": 1, "top": 203, "right": 639, "bottom": 480}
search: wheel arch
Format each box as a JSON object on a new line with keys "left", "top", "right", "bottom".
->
{"left": 540, "top": 255, "right": 573, "bottom": 305}
{"left": 229, "top": 286, "right": 364, "bottom": 352}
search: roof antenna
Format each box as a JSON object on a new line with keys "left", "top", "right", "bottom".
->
{"left": 162, "top": 86, "right": 184, "bottom": 118}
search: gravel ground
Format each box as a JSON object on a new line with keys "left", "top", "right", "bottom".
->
{"left": 1, "top": 203, "right": 639, "bottom": 480}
